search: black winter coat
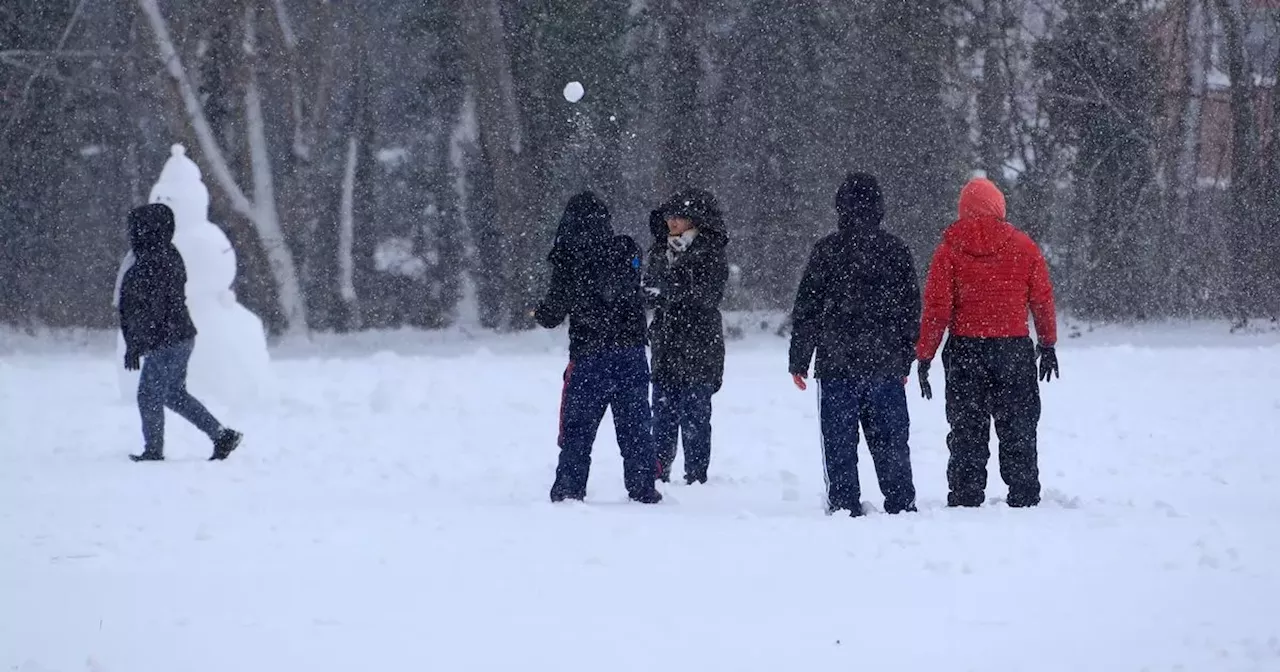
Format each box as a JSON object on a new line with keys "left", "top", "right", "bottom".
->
{"left": 788, "top": 213, "right": 921, "bottom": 381}
{"left": 534, "top": 191, "right": 648, "bottom": 360}
{"left": 118, "top": 203, "right": 197, "bottom": 357}
{"left": 643, "top": 189, "right": 730, "bottom": 391}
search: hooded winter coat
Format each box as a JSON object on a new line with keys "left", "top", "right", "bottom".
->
{"left": 915, "top": 177, "right": 1056, "bottom": 362}
{"left": 534, "top": 191, "right": 648, "bottom": 359}
{"left": 118, "top": 203, "right": 197, "bottom": 357}
{"left": 643, "top": 188, "right": 730, "bottom": 391}
{"left": 789, "top": 173, "right": 921, "bottom": 380}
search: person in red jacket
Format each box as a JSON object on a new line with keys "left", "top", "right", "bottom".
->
{"left": 916, "top": 177, "right": 1059, "bottom": 508}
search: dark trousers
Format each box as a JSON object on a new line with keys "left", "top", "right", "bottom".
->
{"left": 942, "top": 336, "right": 1041, "bottom": 508}
{"left": 652, "top": 382, "right": 715, "bottom": 482}
{"left": 817, "top": 376, "right": 916, "bottom": 515}
{"left": 138, "top": 339, "right": 223, "bottom": 452}
{"left": 553, "top": 347, "right": 657, "bottom": 499}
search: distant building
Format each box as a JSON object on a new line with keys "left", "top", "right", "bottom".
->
{"left": 1154, "top": 0, "right": 1279, "bottom": 188}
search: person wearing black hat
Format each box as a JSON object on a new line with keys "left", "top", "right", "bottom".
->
{"left": 534, "top": 191, "right": 663, "bottom": 504}
{"left": 642, "top": 188, "right": 729, "bottom": 485}
{"left": 788, "top": 173, "right": 920, "bottom": 516}
{"left": 118, "top": 203, "right": 242, "bottom": 462}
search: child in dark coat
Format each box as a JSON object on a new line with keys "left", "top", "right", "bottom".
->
{"left": 643, "top": 188, "right": 729, "bottom": 485}
{"left": 789, "top": 173, "right": 920, "bottom": 516}
{"left": 118, "top": 203, "right": 242, "bottom": 462}
{"left": 534, "top": 191, "right": 662, "bottom": 504}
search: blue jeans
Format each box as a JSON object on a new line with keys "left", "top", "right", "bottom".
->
{"left": 553, "top": 347, "right": 656, "bottom": 499}
{"left": 652, "top": 382, "right": 715, "bottom": 481}
{"left": 817, "top": 376, "right": 916, "bottom": 514}
{"left": 138, "top": 339, "right": 223, "bottom": 452}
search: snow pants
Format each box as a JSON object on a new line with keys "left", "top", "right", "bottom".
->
{"left": 817, "top": 376, "right": 916, "bottom": 515}
{"left": 652, "top": 382, "right": 715, "bottom": 483}
{"left": 138, "top": 339, "right": 224, "bottom": 452}
{"left": 942, "top": 336, "right": 1041, "bottom": 508}
{"left": 552, "top": 347, "right": 657, "bottom": 500}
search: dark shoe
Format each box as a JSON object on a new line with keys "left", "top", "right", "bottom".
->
{"left": 209, "top": 429, "right": 242, "bottom": 461}
{"left": 129, "top": 449, "right": 164, "bottom": 462}
{"left": 629, "top": 489, "right": 663, "bottom": 504}
{"left": 684, "top": 473, "right": 707, "bottom": 485}
{"left": 947, "top": 492, "right": 984, "bottom": 508}
{"left": 826, "top": 501, "right": 863, "bottom": 517}
{"left": 1006, "top": 493, "right": 1041, "bottom": 508}
{"left": 550, "top": 483, "right": 585, "bottom": 502}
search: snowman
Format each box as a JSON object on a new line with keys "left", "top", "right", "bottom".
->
{"left": 112, "top": 144, "right": 274, "bottom": 407}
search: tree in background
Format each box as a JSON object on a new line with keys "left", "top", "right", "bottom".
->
{"left": 1037, "top": 0, "right": 1162, "bottom": 320}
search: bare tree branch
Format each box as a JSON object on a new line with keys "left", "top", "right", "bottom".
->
{"left": 3, "top": 0, "right": 88, "bottom": 136}
{"left": 0, "top": 55, "right": 120, "bottom": 96}
{"left": 270, "top": 0, "right": 300, "bottom": 49}
{"left": 135, "top": 0, "right": 256, "bottom": 219}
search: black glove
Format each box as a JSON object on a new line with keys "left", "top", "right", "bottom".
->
{"left": 1037, "top": 344, "right": 1059, "bottom": 382}
{"left": 917, "top": 359, "right": 933, "bottom": 400}
{"left": 124, "top": 349, "right": 141, "bottom": 371}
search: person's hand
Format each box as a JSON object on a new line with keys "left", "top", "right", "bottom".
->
{"left": 1037, "top": 344, "right": 1059, "bottom": 382}
{"left": 124, "top": 349, "right": 141, "bottom": 371}
{"left": 792, "top": 372, "right": 808, "bottom": 391}
{"left": 917, "top": 360, "right": 932, "bottom": 400}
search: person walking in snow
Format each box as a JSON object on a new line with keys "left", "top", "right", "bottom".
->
{"left": 534, "top": 191, "right": 663, "bottom": 504}
{"left": 788, "top": 173, "right": 920, "bottom": 517}
{"left": 915, "top": 176, "right": 1059, "bottom": 509}
{"left": 117, "top": 203, "right": 242, "bottom": 462}
{"left": 643, "top": 188, "right": 730, "bottom": 485}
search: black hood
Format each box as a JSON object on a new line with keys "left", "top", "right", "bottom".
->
{"left": 835, "top": 172, "right": 884, "bottom": 230}
{"left": 550, "top": 191, "right": 613, "bottom": 263}
{"left": 128, "top": 203, "right": 176, "bottom": 256}
{"left": 654, "top": 188, "right": 727, "bottom": 245}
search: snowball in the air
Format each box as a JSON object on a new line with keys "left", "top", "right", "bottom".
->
{"left": 563, "top": 81, "right": 585, "bottom": 103}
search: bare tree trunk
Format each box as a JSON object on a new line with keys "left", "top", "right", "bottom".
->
{"left": 976, "top": 0, "right": 1007, "bottom": 182}
{"left": 135, "top": 0, "right": 308, "bottom": 336}
{"left": 339, "top": 134, "right": 361, "bottom": 329}
{"left": 243, "top": 4, "right": 307, "bottom": 338}
{"left": 1172, "top": 0, "right": 1207, "bottom": 314}
{"left": 1213, "top": 0, "right": 1257, "bottom": 321}
{"left": 459, "top": 0, "right": 532, "bottom": 330}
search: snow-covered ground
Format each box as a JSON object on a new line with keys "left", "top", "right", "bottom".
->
{"left": 3, "top": 321, "right": 1279, "bottom": 672}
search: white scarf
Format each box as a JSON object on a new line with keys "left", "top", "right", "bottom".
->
{"left": 666, "top": 230, "right": 698, "bottom": 264}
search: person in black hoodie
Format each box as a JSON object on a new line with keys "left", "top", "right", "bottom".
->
{"left": 788, "top": 173, "right": 920, "bottom": 516}
{"left": 643, "top": 188, "right": 729, "bottom": 485}
{"left": 534, "top": 191, "right": 662, "bottom": 504}
{"left": 118, "top": 203, "right": 242, "bottom": 462}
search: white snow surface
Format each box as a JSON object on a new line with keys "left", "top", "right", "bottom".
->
{"left": 3, "top": 321, "right": 1280, "bottom": 672}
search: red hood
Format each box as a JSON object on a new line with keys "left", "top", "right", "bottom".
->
{"left": 943, "top": 177, "right": 1015, "bottom": 257}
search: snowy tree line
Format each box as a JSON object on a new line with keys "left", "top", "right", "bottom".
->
{"left": 3, "top": 0, "right": 1278, "bottom": 335}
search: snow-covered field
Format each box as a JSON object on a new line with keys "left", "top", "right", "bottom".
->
{"left": 3, "top": 322, "right": 1280, "bottom": 672}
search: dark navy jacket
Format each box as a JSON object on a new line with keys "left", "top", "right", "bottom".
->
{"left": 118, "top": 203, "right": 197, "bottom": 356}
{"left": 789, "top": 181, "right": 921, "bottom": 380}
{"left": 534, "top": 192, "right": 648, "bottom": 360}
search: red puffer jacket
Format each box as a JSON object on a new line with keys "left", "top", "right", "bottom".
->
{"left": 916, "top": 178, "right": 1057, "bottom": 362}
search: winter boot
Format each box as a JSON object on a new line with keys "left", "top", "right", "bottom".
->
{"left": 209, "top": 429, "right": 242, "bottom": 461}
{"left": 550, "top": 488, "right": 585, "bottom": 503}
{"left": 684, "top": 473, "right": 707, "bottom": 486}
{"left": 629, "top": 488, "right": 663, "bottom": 504}
{"left": 129, "top": 448, "right": 164, "bottom": 462}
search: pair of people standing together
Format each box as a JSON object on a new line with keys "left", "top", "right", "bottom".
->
{"left": 535, "top": 173, "right": 1059, "bottom": 512}
{"left": 534, "top": 189, "right": 728, "bottom": 503}
{"left": 789, "top": 173, "right": 1060, "bottom": 516}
